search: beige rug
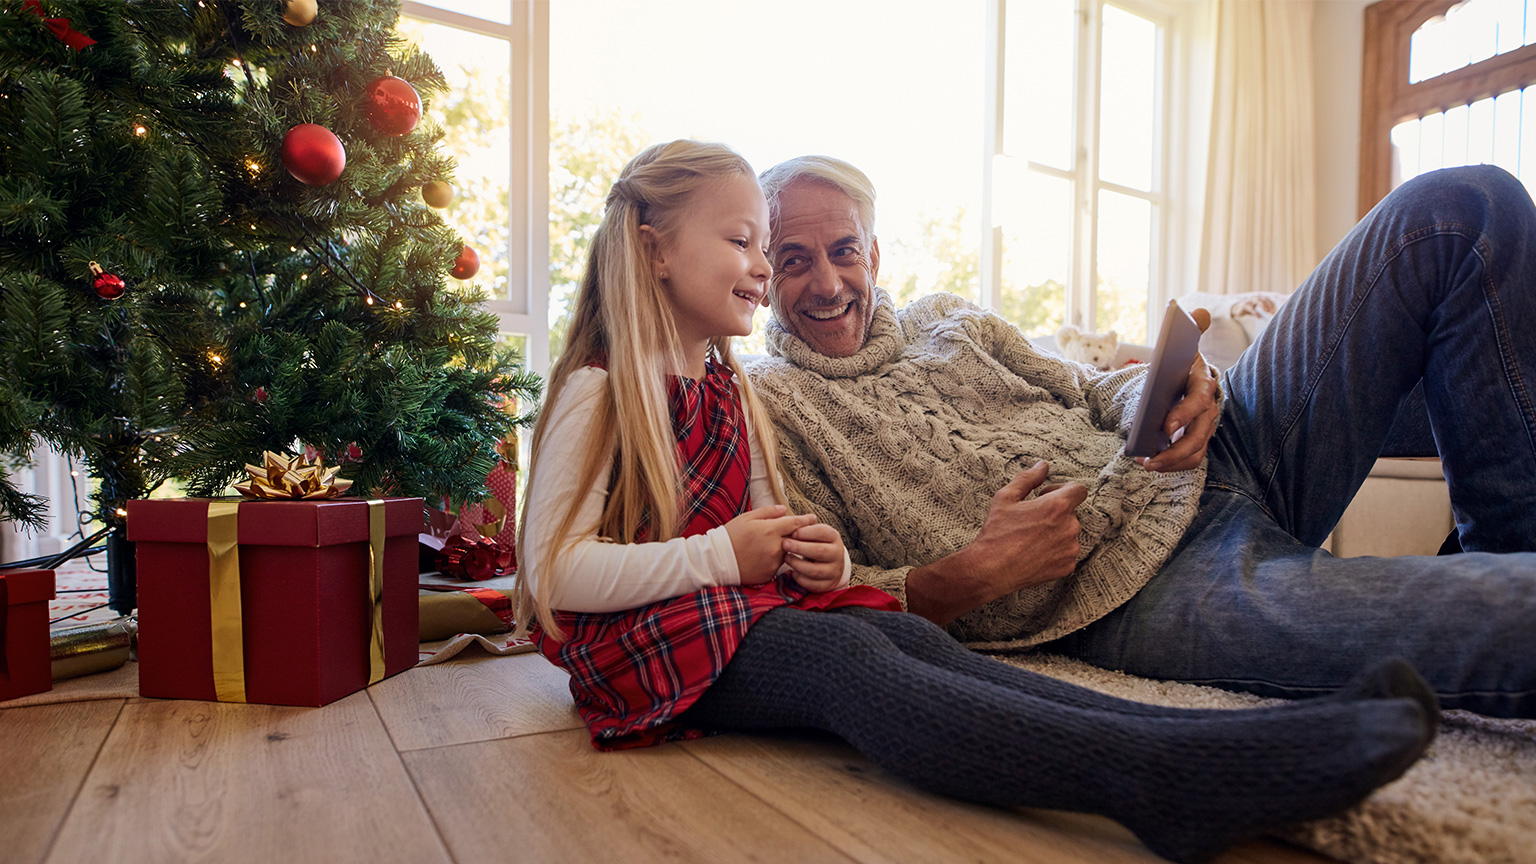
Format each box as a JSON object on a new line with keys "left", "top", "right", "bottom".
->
{"left": 997, "top": 652, "right": 1536, "bottom": 864}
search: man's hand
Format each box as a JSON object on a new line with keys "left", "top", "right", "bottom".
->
{"left": 1140, "top": 307, "right": 1220, "bottom": 472}
{"left": 905, "top": 461, "right": 1087, "bottom": 627}
{"left": 782, "top": 522, "right": 847, "bottom": 593}
{"left": 724, "top": 505, "right": 817, "bottom": 585}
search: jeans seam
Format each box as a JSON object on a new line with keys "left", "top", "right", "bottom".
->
{"left": 1475, "top": 232, "right": 1536, "bottom": 459}
{"left": 1258, "top": 223, "right": 1483, "bottom": 509}
{"left": 1202, "top": 480, "right": 1276, "bottom": 522}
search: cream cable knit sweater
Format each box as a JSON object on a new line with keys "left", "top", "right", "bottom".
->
{"left": 747, "top": 291, "right": 1208, "bottom": 650}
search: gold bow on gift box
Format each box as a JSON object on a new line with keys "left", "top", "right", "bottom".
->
{"left": 233, "top": 451, "right": 353, "bottom": 500}
{"left": 494, "top": 429, "right": 519, "bottom": 466}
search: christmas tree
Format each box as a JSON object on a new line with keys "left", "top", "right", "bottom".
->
{"left": 0, "top": 0, "right": 539, "bottom": 601}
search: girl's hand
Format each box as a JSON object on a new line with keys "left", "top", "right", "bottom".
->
{"left": 724, "top": 505, "right": 818, "bottom": 585}
{"left": 782, "top": 522, "right": 847, "bottom": 593}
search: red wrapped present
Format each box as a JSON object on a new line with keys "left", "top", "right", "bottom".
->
{"left": 127, "top": 496, "right": 422, "bottom": 707}
{"left": 1, "top": 568, "right": 55, "bottom": 702}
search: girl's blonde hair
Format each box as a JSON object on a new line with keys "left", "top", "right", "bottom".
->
{"left": 516, "top": 139, "right": 789, "bottom": 639}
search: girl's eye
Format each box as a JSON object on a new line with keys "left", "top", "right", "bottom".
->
{"left": 731, "top": 238, "right": 748, "bottom": 248}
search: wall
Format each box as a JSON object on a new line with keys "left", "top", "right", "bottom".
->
{"left": 1313, "top": 0, "right": 1372, "bottom": 255}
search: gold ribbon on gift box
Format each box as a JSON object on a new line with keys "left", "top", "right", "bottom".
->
{"left": 206, "top": 452, "right": 387, "bottom": 703}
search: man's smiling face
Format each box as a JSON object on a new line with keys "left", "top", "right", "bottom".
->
{"left": 767, "top": 179, "right": 880, "bottom": 358}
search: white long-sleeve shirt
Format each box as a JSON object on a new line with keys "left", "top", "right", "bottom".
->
{"left": 522, "top": 366, "right": 848, "bottom": 613}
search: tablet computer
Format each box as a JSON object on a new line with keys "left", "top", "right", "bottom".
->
{"left": 1125, "top": 300, "right": 1203, "bottom": 458}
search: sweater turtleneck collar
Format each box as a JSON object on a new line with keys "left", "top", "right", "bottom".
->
{"left": 765, "top": 288, "right": 904, "bottom": 379}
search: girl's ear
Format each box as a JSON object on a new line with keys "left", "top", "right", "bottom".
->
{"left": 639, "top": 224, "right": 668, "bottom": 281}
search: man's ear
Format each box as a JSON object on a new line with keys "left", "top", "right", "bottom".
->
{"left": 869, "top": 235, "right": 881, "bottom": 286}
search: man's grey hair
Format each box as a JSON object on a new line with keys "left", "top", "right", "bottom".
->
{"left": 759, "top": 155, "right": 877, "bottom": 240}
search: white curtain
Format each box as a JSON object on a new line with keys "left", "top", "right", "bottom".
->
{"left": 1199, "top": 0, "right": 1319, "bottom": 296}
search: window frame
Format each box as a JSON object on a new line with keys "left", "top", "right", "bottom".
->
{"left": 412, "top": 0, "right": 1200, "bottom": 365}
{"left": 400, "top": 1, "right": 551, "bottom": 378}
{"left": 981, "top": 0, "right": 1181, "bottom": 343}
{"left": 1360, "top": 0, "right": 1536, "bottom": 219}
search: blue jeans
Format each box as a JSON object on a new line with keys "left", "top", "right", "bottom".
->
{"left": 1048, "top": 166, "right": 1536, "bottom": 717}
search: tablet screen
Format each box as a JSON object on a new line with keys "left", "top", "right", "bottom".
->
{"left": 1125, "top": 300, "right": 1203, "bottom": 458}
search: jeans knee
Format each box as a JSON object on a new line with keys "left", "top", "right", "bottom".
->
{"left": 1401, "top": 165, "right": 1534, "bottom": 230}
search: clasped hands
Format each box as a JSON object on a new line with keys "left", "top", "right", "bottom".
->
{"left": 724, "top": 505, "right": 846, "bottom": 592}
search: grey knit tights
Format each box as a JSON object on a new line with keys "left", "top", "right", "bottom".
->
{"left": 681, "top": 607, "right": 1436, "bottom": 864}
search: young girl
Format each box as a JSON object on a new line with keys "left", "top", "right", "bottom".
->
{"left": 515, "top": 140, "right": 1436, "bottom": 864}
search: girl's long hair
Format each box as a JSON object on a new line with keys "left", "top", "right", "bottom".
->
{"left": 516, "top": 140, "right": 789, "bottom": 639}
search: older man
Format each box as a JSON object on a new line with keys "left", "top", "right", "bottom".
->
{"left": 747, "top": 155, "right": 1536, "bottom": 717}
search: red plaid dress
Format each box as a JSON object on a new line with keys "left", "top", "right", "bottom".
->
{"left": 533, "top": 361, "right": 899, "bottom": 750}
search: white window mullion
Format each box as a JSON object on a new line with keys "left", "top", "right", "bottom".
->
{"left": 1072, "top": 0, "right": 1102, "bottom": 331}
{"left": 980, "top": 0, "right": 1006, "bottom": 313}
{"left": 515, "top": 0, "right": 549, "bottom": 379}
{"left": 1148, "top": 13, "right": 1171, "bottom": 340}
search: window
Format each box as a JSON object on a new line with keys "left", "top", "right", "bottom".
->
{"left": 398, "top": 1, "right": 548, "bottom": 376}
{"left": 546, "top": 0, "right": 985, "bottom": 359}
{"left": 1362, "top": 0, "right": 1536, "bottom": 216}
{"left": 985, "top": 0, "right": 1173, "bottom": 345}
{"left": 405, "top": 0, "right": 1184, "bottom": 372}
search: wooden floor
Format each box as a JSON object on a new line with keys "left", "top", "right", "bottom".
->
{"left": 0, "top": 651, "right": 1336, "bottom": 864}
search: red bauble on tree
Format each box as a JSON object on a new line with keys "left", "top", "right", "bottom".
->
{"left": 365, "top": 76, "right": 421, "bottom": 137}
{"left": 280, "top": 123, "right": 346, "bottom": 185}
{"left": 449, "top": 245, "right": 479, "bottom": 280}
{"left": 88, "top": 261, "right": 125, "bottom": 300}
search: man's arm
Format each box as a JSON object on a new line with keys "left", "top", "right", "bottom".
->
{"left": 906, "top": 461, "right": 1087, "bottom": 627}
{"left": 983, "top": 302, "right": 1221, "bottom": 473}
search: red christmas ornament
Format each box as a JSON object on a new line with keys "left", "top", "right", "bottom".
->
{"left": 365, "top": 76, "right": 421, "bottom": 137}
{"left": 280, "top": 123, "right": 346, "bottom": 185}
{"left": 449, "top": 245, "right": 479, "bottom": 280}
{"left": 88, "top": 261, "right": 125, "bottom": 300}
{"left": 253, "top": 386, "right": 270, "bottom": 403}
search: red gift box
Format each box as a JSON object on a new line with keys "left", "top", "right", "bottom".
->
{"left": 1, "top": 568, "right": 55, "bottom": 702}
{"left": 127, "top": 497, "right": 422, "bottom": 707}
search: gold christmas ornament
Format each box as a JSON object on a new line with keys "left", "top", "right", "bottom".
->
{"left": 421, "top": 180, "right": 453, "bottom": 208}
{"left": 283, "top": 0, "right": 318, "bottom": 26}
{"left": 234, "top": 450, "right": 354, "bottom": 500}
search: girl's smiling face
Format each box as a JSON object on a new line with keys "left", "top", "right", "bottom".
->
{"left": 650, "top": 172, "right": 772, "bottom": 370}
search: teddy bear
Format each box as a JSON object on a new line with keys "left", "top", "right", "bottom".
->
{"left": 1054, "top": 323, "right": 1119, "bottom": 371}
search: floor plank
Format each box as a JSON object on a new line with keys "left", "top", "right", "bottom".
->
{"left": 682, "top": 732, "right": 1154, "bottom": 864}
{"left": 404, "top": 728, "right": 854, "bottom": 863}
{"left": 46, "top": 692, "right": 451, "bottom": 864}
{"left": 0, "top": 700, "right": 123, "bottom": 864}
{"left": 369, "top": 651, "right": 582, "bottom": 751}
{"left": 682, "top": 732, "right": 1333, "bottom": 864}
